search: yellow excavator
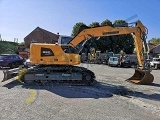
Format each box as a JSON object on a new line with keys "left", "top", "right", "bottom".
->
{"left": 2, "top": 20, "right": 154, "bottom": 85}
{"left": 88, "top": 47, "right": 102, "bottom": 64}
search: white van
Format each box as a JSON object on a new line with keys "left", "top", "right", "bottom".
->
{"left": 108, "top": 57, "right": 119, "bottom": 67}
{"left": 150, "top": 58, "right": 160, "bottom": 69}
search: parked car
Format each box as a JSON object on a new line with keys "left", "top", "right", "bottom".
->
{"left": 150, "top": 58, "right": 160, "bottom": 69}
{"left": 0, "top": 54, "right": 25, "bottom": 69}
{"left": 119, "top": 54, "right": 138, "bottom": 68}
{"left": 108, "top": 57, "right": 119, "bottom": 67}
{"left": 119, "top": 59, "right": 132, "bottom": 68}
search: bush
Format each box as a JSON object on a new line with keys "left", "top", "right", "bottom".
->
{"left": 0, "top": 41, "right": 18, "bottom": 54}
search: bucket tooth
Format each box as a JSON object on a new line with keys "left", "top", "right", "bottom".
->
{"left": 126, "top": 69, "right": 154, "bottom": 85}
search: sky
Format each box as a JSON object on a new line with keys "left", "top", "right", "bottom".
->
{"left": 0, "top": 0, "right": 160, "bottom": 43}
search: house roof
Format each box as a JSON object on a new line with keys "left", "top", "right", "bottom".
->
{"left": 39, "top": 27, "right": 59, "bottom": 42}
{"left": 148, "top": 43, "right": 160, "bottom": 53}
{"left": 148, "top": 43, "right": 158, "bottom": 52}
{"left": 24, "top": 27, "right": 59, "bottom": 42}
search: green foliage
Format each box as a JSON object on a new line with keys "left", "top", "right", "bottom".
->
{"left": 71, "top": 19, "right": 135, "bottom": 54}
{"left": 71, "top": 22, "right": 86, "bottom": 37}
{"left": 0, "top": 41, "right": 18, "bottom": 54}
{"left": 113, "top": 20, "right": 128, "bottom": 27}
{"left": 101, "top": 19, "right": 112, "bottom": 26}
{"left": 148, "top": 38, "right": 160, "bottom": 44}
{"left": 19, "top": 42, "right": 24, "bottom": 45}
{"left": 111, "top": 34, "right": 134, "bottom": 54}
{"left": 89, "top": 22, "right": 100, "bottom": 27}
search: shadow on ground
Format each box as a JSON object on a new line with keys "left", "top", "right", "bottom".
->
{"left": 150, "top": 83, "right": 160, "bottom": 87}
{"left": 97, "top": 82, "right": 160, "bottom": 101}
{"left": 2, "top": 80, "right": 160, "bottom": 101}
{"left": 2, "top": 80, "right": 113, "bottom": 99}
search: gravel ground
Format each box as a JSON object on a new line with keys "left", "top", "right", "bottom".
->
{"left": 0, "top": 64, "right": 160, "bottom": 120}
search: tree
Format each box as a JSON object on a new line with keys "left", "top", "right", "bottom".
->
{"left": 89, "top": 22, "right": 100, "bottom": 27}
{"left": 94, "top": 19, "right": 134, "bottom": 53}
{"left": 111, "top": 20, "right": 134, "bottom": 54}
{"left": 101, "top": 19, "right": 112, "bottom": 26}
{"left": 148, "top": 38, "right": 160, "bottom": 44}
{"left": 71, "top": 22, "right": 86, "bottom": 37}
{"left": 19, "top": 42, "right": 24, "bottom": 45}
{"left": 71, "top": 19, "right": 135, "bottom": 54}
{"left": 96, "top": 19, "right": 113, "bottom": 52}
{"left": 113, "top": 20, "right": 128, "bottom": 27}
{"left": 0, "top": 41, "right": 18, "bottom": 54}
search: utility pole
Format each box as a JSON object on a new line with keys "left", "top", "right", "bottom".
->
{"left": 14, "top": 38, "right": 18, "bottom": 43}
{"left": 0, "top": 34, "right": 2, "bottom": 41}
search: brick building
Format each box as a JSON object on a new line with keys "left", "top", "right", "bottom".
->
{"left": 24, "top": 27, "right": 59, "bottom": 48}
{"left": 149, "top": 43, "right": 160, "bottom": 58}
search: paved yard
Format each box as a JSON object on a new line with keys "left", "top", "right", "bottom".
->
{"left": 0, "top": 64, "right": 160, "bottom": 120}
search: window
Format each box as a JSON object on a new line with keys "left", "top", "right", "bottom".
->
{"left": 113, "top": 57, "right": 118, "bottom": 61}
{"left": 61, "top": 46, "right": 78, "bottom": 54}
{"left": 61, "top": 37, "right": 73, "bottom": 44}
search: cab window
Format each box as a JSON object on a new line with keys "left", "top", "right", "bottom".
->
{"left": 61, "top": 46, "right": 78, "bottom": 54}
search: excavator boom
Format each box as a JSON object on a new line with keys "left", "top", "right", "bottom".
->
{"left": 67, "top": 20, "right": 154, "bottom": 84}
{"left": 69, "top": 20, "right": 146, "bottom": 67}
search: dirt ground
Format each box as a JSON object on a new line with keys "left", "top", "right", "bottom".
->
{"left": 0, "top": 64, "right": 160, "bottom": 120}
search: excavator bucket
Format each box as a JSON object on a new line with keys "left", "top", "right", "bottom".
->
{"left": 126, "top": 69, "right": 154, "bottom": 85}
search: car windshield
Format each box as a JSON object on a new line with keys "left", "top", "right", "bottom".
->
{"left": 113, "top": 58, "right": 118, "bottom": 61}
{"left": 110, "top": 57, "right": 118, "bottom": 61}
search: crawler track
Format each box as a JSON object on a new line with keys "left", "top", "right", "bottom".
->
{"left": 20, "top": 65, "right": 95, "bottom": 85}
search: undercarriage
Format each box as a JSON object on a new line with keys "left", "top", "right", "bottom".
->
{"left": 3, "top": 65, "right": 95, "bottom": 85}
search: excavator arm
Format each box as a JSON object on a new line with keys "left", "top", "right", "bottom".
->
{"left": 68, "top": 20, "right": 154, "bottom": 84}
{"left": 69, "top": 20, "right": 147, "bottom": 68}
